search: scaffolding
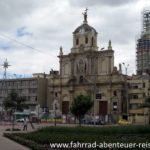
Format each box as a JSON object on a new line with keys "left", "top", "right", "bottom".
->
{"left": 142, "top": 10, "right": 150, "bottom": 34}
{"left": 136, "top": 10, "right": 150, "bottom": 75}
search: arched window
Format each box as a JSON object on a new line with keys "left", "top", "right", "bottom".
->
{"left": 76, "top": 39, "right": 79, "bottom": 45}
{"left": 85, "top": 37, "right": 88, "bottom": 44}
{"left": 55, "top": 92, "right": 58, "bottom": 97}
{"left": 91, "top": 37, "right": 94, "bottom": 46}
{"left": 85, "top": 64, "right": 86, "bottom": 72}
{"left": 79, "top": 76, "right": 84, "bottom": 83}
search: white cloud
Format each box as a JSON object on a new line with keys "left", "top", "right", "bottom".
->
{"left": 69, "top": 0, "right": 136, "bottom": 7}
{"left": 0, "top": 0, "right": 149, "bottom": 77}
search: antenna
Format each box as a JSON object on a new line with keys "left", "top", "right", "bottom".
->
{"left": 1, "top": 58, "right": 11, "bottom": 80}
{"left": 0, "top": 59, "right": 11, "bottom": 118}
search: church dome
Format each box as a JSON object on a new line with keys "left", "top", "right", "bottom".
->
{"left": 73, "top": 23, "right": 97, "bottom": 34}
{"left": 71, "top": 9, "right": 99, "bottom": 53}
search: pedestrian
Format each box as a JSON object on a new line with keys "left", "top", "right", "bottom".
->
{"left": 29, "top": 116, "right": 35, "bottom": 129}
{"left": 23, "top": 118, "right": 28, "bottom": 131}
{"left": 29, "top": 119, "right": 35, "bottom": 129}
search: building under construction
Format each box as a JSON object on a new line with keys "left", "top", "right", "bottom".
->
{"left": 137, "top": 10, "right": 150, "bottom": 75}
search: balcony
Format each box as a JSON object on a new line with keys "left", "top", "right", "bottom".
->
{"left": 130, "top": 99, "right": 143, "bottom": 104}
{"left": 129, "top": 108, "right": 149, "bottom": 114}
{"left": 128, "top": 89, "right": 143, "bottom": 94}
{"left": 129, "top": 109, "right": 144, "bottom": 114}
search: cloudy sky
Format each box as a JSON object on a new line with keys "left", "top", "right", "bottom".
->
{"left": 0, "top": 0, "right": 149, "bottom": 78}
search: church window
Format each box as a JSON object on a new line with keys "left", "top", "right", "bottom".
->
{"left": 85, "top": 37, "right": 88, "bottom": 44}
{"left": 96, "top": 93, "right": 101, "bottom": 99}
{"left": 76, "top": 38, "right": 79, "bottom": 45}
{"left": 85, "top": 64, "right": 86, "bottom": 72}
{"left": 79, "top": 76, "right": 84, "bottom": 83}
{"left": 91, "top": 37, "right": 94, "bottom": 46}
{"left": 113, "top": 91, "right": 117, "bottom": 96}
{"left": 113, "top": 102, "right": 117, "bottom": 111}
{"left": 55, "top": 92, "right": 58, "bottom": 97}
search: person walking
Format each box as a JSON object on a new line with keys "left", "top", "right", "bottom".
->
{"left": 23, "top": 118, "right": 28, "bottom": 131}
{"left": 29, "top": 116, "right": 35, "bottom": 129}
{"left": 29, "top": 119, "right": 35, "bottom": 129}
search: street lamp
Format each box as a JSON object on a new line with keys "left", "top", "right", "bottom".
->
{"left": 12, "top": 107, "right": 16, "bottom": 130}
{"left": 122, "top": 63, "right": 129, "bottom": 75}
{"left": 92, "top": 56, "right": 97, "bottom": 124}
{"left": 0, "top": 101, "right": 3, "bottom": 122}
{"left": 122, "top": 63, "right": 129, "bottom": 120}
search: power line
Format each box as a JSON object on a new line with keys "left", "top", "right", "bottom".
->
{"left": 0, "top": 33, "right": 57, "bottom": 57}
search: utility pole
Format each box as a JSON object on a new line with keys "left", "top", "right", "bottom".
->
{"left": 92, "top": 55, "right": 97, "bottom": 124}
{"left": 122, "top": 63, "right": 129, "bottom": 120}
{"left": 1, "top": 58, "right": 11, "bottom": 95}
{"left": 2, "top": 59, "right": 11, "bottom": 80}
{"left": 54, "top": 103, "right": 57, "bottom": 126}
{"left": 1, "top": 59, "right": 11, "bottom": 125}
{"left": 109, "top": 73, "right": 112, "bottom": 124}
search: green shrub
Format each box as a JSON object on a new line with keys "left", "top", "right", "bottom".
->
{"left": 37, "top": 125, "right": 150, "bottom": 135}
{"left": 4, "top": 126, "right": 150, "bottom": 150}
{"left": 5, "top": 128, "right": 21, "bottom": 131}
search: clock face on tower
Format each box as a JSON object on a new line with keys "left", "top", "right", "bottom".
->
{"left": 79, "top": 28, "right": 85, "bottom": 34}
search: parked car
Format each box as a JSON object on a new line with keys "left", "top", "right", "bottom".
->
{"left": 89, "top": 120, "right": 105, "bottom": 125}
{"left": 118, "top": 119, "right": 132, "bottom": 125}
{"left": 16, "top": 118, "right": 29, "bottom": 122}
{"left": 82, "top": 119, "right": 91, "bottom": 124}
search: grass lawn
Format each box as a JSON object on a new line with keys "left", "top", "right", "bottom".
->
{"left": 4, "top": 125, "right": 150, "bottom": 150}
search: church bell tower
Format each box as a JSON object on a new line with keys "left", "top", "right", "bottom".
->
{"left": 71, "top": 9, "right": 98, "bottom": 53}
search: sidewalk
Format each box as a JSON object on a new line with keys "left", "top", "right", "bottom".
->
{"left": 0, "top": 135, "right": 31, "bottom": 150}
{"left": 0, "top": 122, "right": 34, "bottom": 150}
{"left": 0, "top": 122, "right": 36, "bottom": 135}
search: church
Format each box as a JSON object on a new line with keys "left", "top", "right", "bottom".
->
{"left": 47, "top": 10, "right": 126, "bottom": 123}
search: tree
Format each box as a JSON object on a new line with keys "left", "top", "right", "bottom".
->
{"left": 3, "top": 90, "right": 27, "bottom": 130}
{"left": 70, "top": 95, "right": 93, "bottom": 126}
{"left": 4, "top": 90, "right": 27, "bottom": 111}
{"left": 141, "top": 97, "right": 150, "bottom": 108}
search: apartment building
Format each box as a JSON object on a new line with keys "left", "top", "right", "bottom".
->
{"left": 128, "top": 74, "right": 150, "bottom": 124}
{"left": 0, "top": 77, "right": 47, "bottom": 115}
